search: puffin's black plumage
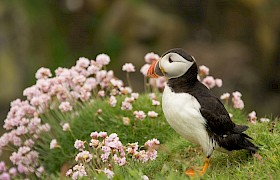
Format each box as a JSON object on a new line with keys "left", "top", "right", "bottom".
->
{"left": 166, "top": 48, "right": 258, "bottom": 154}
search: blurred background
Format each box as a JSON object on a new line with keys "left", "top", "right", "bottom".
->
{"left": 0, "top": 0, "right": 279, "bottom": 128}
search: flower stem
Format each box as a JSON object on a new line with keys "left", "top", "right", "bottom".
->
{"left": 126, "top": 72, "right": 133, "bottom": 91}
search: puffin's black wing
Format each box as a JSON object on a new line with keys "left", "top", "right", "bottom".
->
{"left": 198, "top": 94, "right": 258, "bottom": 152}
{"left": 198, "top": 95, "right": 236, "bottom": 135}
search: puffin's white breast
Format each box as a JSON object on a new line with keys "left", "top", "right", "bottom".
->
{"left": 162, "top": 85, "right": 216, "bottom": 156}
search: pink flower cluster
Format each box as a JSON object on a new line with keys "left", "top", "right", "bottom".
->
{"left": 0, "top": 161, "right": 17, "bottom": 180}
{"left": 1, "top": 53, "right": 131, "bottom": 178}
{"left": 0, "top": 99, "right": 50, "bottom": 177}
{"left": 22, "top": 55, "right": 122, "bottom": 115}
{"left": 232, "top": 91, "right": 245, "bottom": 110}
{"left": 247, "top": 111, "right": 270, "bottom": 124}
{"left": 248, "top": 111, "right": 257, "bottom": 124}
{"left": 134, "top": 111, "right": 146, "bottom": 120}
{"left": 199, "top": 65, "right": 222, "bottom": 89}
{"left": 220, "top": 91, "right": 245, "bottom": 110}
{"left": 66, "top": 132, "right": 160, "bottom": 179}
{"left": 120, "top": 93, "right": 139, "bottom": 111}
{"left": 122, "top": 63, "right": 136, "bottom": 73}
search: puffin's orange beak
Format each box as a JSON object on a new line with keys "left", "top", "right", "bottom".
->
{"left": 147, "top": 60, "right": 164, "bottom": 78}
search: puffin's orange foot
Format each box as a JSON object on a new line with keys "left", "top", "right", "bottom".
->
{"left": 185, "top": 157, "right": 210, "bottom": 177}
{"left": 185, "top": 167, "right": 196, "bottom": 177}
{"left": 185, "top": 167, "right": 204, "bottom": 177}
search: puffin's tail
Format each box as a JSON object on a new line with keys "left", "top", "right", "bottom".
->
{"left": 240, "top": 133, "right": 259, "bottom": 153}
{"left": 232, "top": 124, "right": 258, "bottom": 153}
{"left": 220, "top": 132, "right": 258, "bottom": 153}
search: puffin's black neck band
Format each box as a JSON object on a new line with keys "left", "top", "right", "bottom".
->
{"left": 167, "top": 63, "right": 198, "bottom": 93}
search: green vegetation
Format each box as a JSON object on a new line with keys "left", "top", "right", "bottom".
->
{"left": 38, "top": 94, "right": 280, "bottom": 179}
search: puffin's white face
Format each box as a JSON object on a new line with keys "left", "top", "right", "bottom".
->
{"left": 159, "top": 52, "right": 194, "bottom": 79}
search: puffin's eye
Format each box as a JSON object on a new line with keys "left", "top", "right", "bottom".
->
{"left": 168, "top": 57, "right": 173, "bottom": 63}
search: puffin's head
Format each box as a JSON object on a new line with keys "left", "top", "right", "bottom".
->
{"left": 147, "top": 48, "right": 197, "bottom": 79}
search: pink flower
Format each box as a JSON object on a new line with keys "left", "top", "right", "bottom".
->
{"left": 122, "top": 63, "right": 136, "bottom": 72}
{"left": 66, "top": 169, "right": 72, "bottom": 177}
{"left": 124, "top": 97, "right": 135, "bottom": 103}
{"left": 75, "top": 151, "right": 92, "bottom": 163}
{"left": 84, "top": 78, "right": 97, "bottom": 89}
{"left": 72, "top": 164, "right": 87, "bottom": 179}
{"left": 24, "top": 139, "right": 35, "bottom": 147}
{"left": 72, "top": 74, "right": 86, "bottom": 85}
{"left": 152, "top": 100, "right": 160, "bottom": 106}
{"left": 100, "top": 153, "right": 109, "bottom": 162}
{"left": 36, "top": 79, "right": 51, "bottom": 93}
{"left": 109, "top": 96, "right": 117, "bottom": 107}
{"left": 144, "top": 138, "right": 160, "bottom": 148}
{"left": 59, "top": 102, "right": 73, "bottom": 112}
{"left": 0, "top": 161, "right": 6, "bottom": 172}
{"left": 35, "top": 67, "right": 52, "bottom": 79}
{"left": 122, "top": 117, "right": 130, "bottom": 125}
{"left": 131, "top": 93, "right": 139, "bottom": 99}
{"left": 220, "top": 93, "right": 230, "bottom": 100}
{"left": 76, "top": 57, "right": 90, "bottom": 68}
{"left": 144, "top": 52, "right": 160, "bottom": 63}
{"left": 98, "top": 132, "right": 108, "bottom": 138}
{"left": 142, "top": 175, "right": 149, "bottom": 180}
{"left": 140, "top": 64, "right": 150, "bottom": 76}
{"left": 133, "top": 111, "right": 146, "bottom": 120}
{"left": 104, "top": 168, "right": 114, "bottom": 179}
{"left": 248, "top": 111, "right": 257, "bottom": 124}
{"left": 96, "top": 70, "right": 107, "bottom": 83}
{"left": 148, "top": 149, "right": 157, "bottom": 160}
{"left": 16, "top": 126, "right": 28, "bottom": 136}
{"left": 35, "top": 166, "right": 44, "bottom": 177}
{"left": 137, "top": 150, "right": 149, "bottom": 163}
{"left": 96, "top": 53, "right": 110, "bottom": 66}
{"left": 155, "top": 77, "right": 166, "bottom": 89}
{"left": 113, "top": 154, "right": 126, "bottom": 166}
{"left": 62, "top": 123, "right": 70, "bottom": 131}
{"left": 199, "top": 65, "right": 209, "bottom": 76}
{"left": 89, "top": 139, "right": 99, "bottom": 147}
{"left": 121, "top": 101, "right": 132, "bottom": 111}
{"left": 215, "top": 78, "right": 222, "bottom": 87}
{"left": 98, "top": 90, "right": 106, "bottom": 97}
{"left": 149, "top": 93, "right": 156, "bottom": 100}
{"left": 87, "top": 64, "right": 100, "bottom": 74}
{"left": 202, "top": 76, "right": 216, "bottom": 89}
{"left": 148, "top": 111, "right": 158, "bottom": 118}
{"left": 232, "top": 91, "right": 244, "bottom": 109}
{"left": 110, "top": 79, "right": 123, "bottom": 89}
{"left": 0, "top": 172, "right": 10, "bottom": 180}
{"left": 97, "top": 109, "right": 103, "bottom": 115}
{"left": 120, "top": 87, "right": 132, "bottom": 95}
{"left": 90, "top": 131, "right": 99, "bottom": 139}
{"left": 260, "top": 118, "right": 270, "bottom": 123}
{"left": 74, "top": 140, "right": 85, "bottom": 151}
{"left": 232, "top": 99, "right": 244, "bottom": 109}
{"left": 50, "top": 139, "right": 60, "bottom": 149}
{"left": 8, "top": 167, "right": 17, "bottom": 176}
{"left": 232, "top": 91, "right": 242, "bottom": 98}
{"left": 12, "top": 136, "right": 22, "bottom": 147}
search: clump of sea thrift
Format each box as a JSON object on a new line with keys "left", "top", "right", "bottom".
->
{"left": 0, "top": 53, "right": 136, "bottom": 178}
{"left": 66, "top": 132, "right": 160, "bottom": 179}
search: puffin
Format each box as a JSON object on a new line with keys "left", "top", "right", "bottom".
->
{"left": 147, "top": 48, "right": 258, "bottom": 176}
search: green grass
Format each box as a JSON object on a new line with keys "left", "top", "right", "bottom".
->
{"left": 37, "top": 94, "right": 280, "bottom": 179}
